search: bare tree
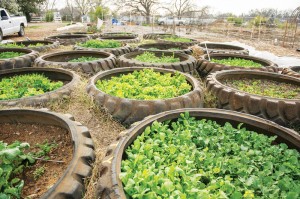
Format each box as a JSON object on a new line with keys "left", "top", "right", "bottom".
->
{"left": 162, "top": 0, "right": 195, "bottom": 19}
{"left": 115, "top": 0, "right": 159, "bottom": 24}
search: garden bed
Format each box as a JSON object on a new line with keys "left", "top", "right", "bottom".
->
{"left": 34, "top": 50, "right": 117, "bottom": 75}
{"left": 86, "top": 67, "right": 203, "bottom": 125}
{"left": 206, "top": 70, "right": 300, "bottom": 126}
{"left": 158, "top": 36, "right": 198, "bottom": 47}
{"left": 96, "top": 108, "right": 300, "bottom": 198}
{"left": 99, "top": 33, "right": 139, "bottom": 43}
{"left": 0, "top": 48, "right": 39, "bottom": 70}
{"left": 44, "top": 34, "right": 89, "bottom": 45}
{"left": 74, "top": 39, "right": 132, "bottom": 56}
{"left": 2, "top": 40, "right": 60, "bottom": 52}
{"left": 136, "top": 42, "right": 192, "bottom": 54}
{"left": 143, "top": 33, "right": 176, "bottom": 40}
{"left": 0, "top": 67, "right": 80, "bottom": 106}
{"left": 199, "top": 42, "right": 249, "bottom": 55}
{"left": 197, "top": 53, "right": 278, "bottom": 77}
{"left": 118, "top": 51, "right": 198, "bottom": 73}
{"left": 0, "top": 109, "right": 95, "bottom": 199}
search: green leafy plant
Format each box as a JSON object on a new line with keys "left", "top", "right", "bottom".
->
{"left": 0, "top": 141, "right": 35, "bottom": 198}
{"left": 163, "top": 36, "right": 192, "bottom": 43}
{"left": 77, "top": 39, "right": 122, "bottom": 48}
{"left": 68, "top": 56, "right": 100, "bottom": 62}
{"left": 121, "top": 112, "right": 300, "bottom": 198}
{"left": 96, "top": 69, "right": 191, "bottom": 100}
{"left": 0, "top": 73, "right": 63, "bottom": 100}
{"left": 33, "top": 166, "right": 45, "bottom": 180}
{"left": 0, "top": 52, "right": 25, "bottom": 59}
{"left": 211, "top": 57, "right": 262, "bottom": 68}
{"left": 45, "top": 11, "right": 54, "bottom": 22}
{"left": 224, "top": 78, "right": 300, "bottom": 99}
{"left": 0, "top": 43, "right": 24, "bottom": 48}
{"left": 34, "top": 141, "right": 58, "bottom": 160}
{"left": 134, "top": 52, "right": 180, "bottom": 63}
{"left": 28, "top": 43, "right": 44, "bottom": 47}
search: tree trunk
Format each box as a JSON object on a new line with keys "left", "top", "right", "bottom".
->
{"left": 146, "top": 15, "right": 150, "bottom": 24}
{"left": 25, "top": 12, "right": 31, "bottom": 22}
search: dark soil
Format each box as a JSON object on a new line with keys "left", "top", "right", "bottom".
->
{"left": 0, "top": 123, "right": 73, "bottom": 198}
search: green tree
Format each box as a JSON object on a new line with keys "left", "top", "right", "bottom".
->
{"left": 89, "top": 6, "right": 110, "bottom": 22}
{"left": 16, "top": 0, "right": 46, "bottom": 22}
{"left": 0, "top": 0, "right": 19, "bottom": 14}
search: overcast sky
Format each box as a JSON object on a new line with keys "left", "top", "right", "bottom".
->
{"left": 197, "top": 0, "right": 298, "bottom": 15}
{"left": 55, "top": 0, "right": 298, "bottom": 15}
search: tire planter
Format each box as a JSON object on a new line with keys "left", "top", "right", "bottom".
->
{"left": 0, "top": 48, "right": 39, "bottom": 70}
{"left": 86, "top": 67, "right": 203, "bottom": 125}
{"left": 100, "top": 32, "right": 138, "bottom": 38}
{"left": 143, "top": 33, "right": 176, "bottom": 40}
{"left": 63, "top": 32, "right": 99, "bottom": 39}
{"left": 0, "top": 67, "right": 80, "bottom": 106}
{"left": 96, "top": 108, "right": 300, "bottom": 198}
{"left": 0, "top": 108, "right": 95, "bottom": 199}
{"left": 157, "top": 37, "right": 198, "bottom": 48}
{"left": 197, "top": 53, "right": 279, "bottom": 77}
{"left": 118, "top": 51, "right": 198, "bottom": 73}
{"left": 12, "top": 40, "right": 60, "bottom": 52}
{"left": 44, "top": 34, "right": 89, "bottom": 46}
{"left": 282, "top": 66, "right": 300, "bottom": 79}
{"left": 136, "top": 42, "right": 192, "bottom": 55}
{"left": 99, "top": 34, "right": 140, "bottom": 43}
{"left": 34, "top": 50, "right": 117, "bottom": 75}
{"left": 74, "top": 43, "right": 133, "bottom": 57}
{"left": 206, "top": 70, "right": 300, "bottom": 126}
{"left": 199, "top": 42, "right": 249, "bottom": 55}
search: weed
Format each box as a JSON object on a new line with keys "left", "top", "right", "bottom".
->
{"left": 33, "top": 166, "right": 46, "bottom": 180}
{"left": 68, "top": 56, "right": 100, "bottom": 62}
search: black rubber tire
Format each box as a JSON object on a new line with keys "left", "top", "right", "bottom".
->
{"left": 18, "top": 25, "right": 25, "bottom": 36}
{"left": 44, "top": 34, "right": 90, "bottom": 46}
{"left": 118, "top": 51, "right": 198, "bottom": 73}
{"left": 197, "top": 53, "right": 279, "bottom": 77}
{"left": 0, "top": 67, "right": 80, "bottom": 107}
{"left": 34, "top": 50, "right": 117, "bottom": 75}
{"left": 199, "top": 42, "right": 249, "bottom": 55}
{"left": 100, "top": 32, "right": 138, "bottom": 38}
{"left": 157, "top": 37, "right": 199, "bottom": 48}
{"left": 206, "top": 70, "right": 300, "bottom": 126}
{"left": 0, "top": 108, "right": 95, "bottom": 199}
{"left": 136, "top": 42, "right": 192, "bottom": 55}
{"left": 74, "top": 43, "right": 133, "bottom": 56}
{"left": 143, "top": 33, "right": 176, "bottom": 40}
{"left": 281, "top": 66, "right": 300, "bottom": 79}
{"left": 99, "top": 35, "right": 140, "bottom": 43}
{"left": 96, "top": 108, "right": 300, "bottom": 199}
{"left": 0, "top": 48, "right": 39, "bottom": 70}
{"left": 86, "top": 67, "right": 204, "bottom": 125}
{"left": 9, "top": 40, "right": 60, "bottom": 52}
{"left": 62, "top": 32, "right": 99, "bottom": 39}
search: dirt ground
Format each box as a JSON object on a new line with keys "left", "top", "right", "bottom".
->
{"left": 1, "top": 22, "right": 299, "bottom": 198}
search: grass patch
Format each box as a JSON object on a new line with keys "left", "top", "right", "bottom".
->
{"left": 77, "top": 39, "right": 122, "bottom": 48}
{"left": 68, "top": 56, "right": 100, "bottom": 62}
{"left": 96, "top": 68, "right": 191, "bottom": 100}
{"left": 134, "top": 52, "right": 180, "bottom": 63}
{"left": 0, "top": 52, "right": 25, "bottom": 59}
{"left": 224, "top": 78, "right": 300, "bottom": 99}
{"left": 211, "top": 57, "right": 262, "bottom": 68}
{"left": 0, "top": 74, "right": 63, "bottom": 100}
